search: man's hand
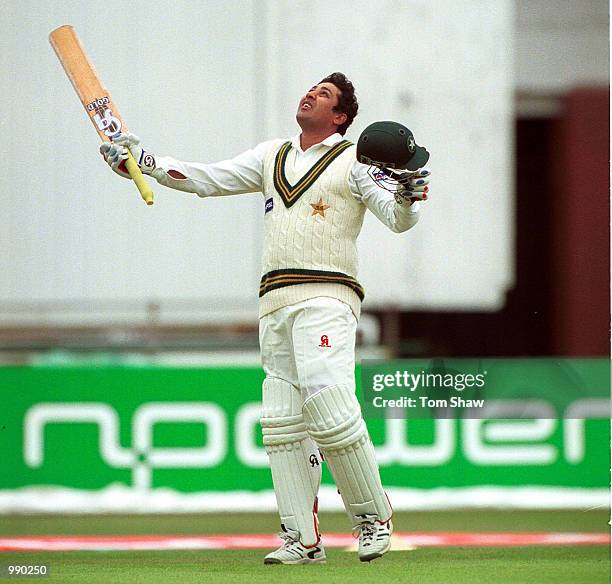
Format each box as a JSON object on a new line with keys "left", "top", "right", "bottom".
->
{"left": 99, "top": 132, "right": 156, "bottom": 179}
{"left": 395, "top": 169, "right": 431, "bottom": 204}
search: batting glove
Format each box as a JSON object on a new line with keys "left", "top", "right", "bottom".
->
{"left": 395, "top": 169, "right": 431, "bottom": 203}
{"left": 99, "top": 132, "right": 156, "bottom": 179}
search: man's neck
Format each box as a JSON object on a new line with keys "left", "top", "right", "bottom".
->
{"left": 299, "top": 129, "right": 337, "bottom": 151}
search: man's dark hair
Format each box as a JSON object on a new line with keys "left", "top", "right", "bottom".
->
{"left": 319, "top": 72, "right": 358, "bottom": 135}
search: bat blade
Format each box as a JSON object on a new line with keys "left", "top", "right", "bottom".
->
{"left": 49, "top": 25, "right": 153, "bottom": 205}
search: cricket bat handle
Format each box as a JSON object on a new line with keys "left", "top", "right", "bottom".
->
{"left": 124, "top": 149, "right": 154, "bottom": 205}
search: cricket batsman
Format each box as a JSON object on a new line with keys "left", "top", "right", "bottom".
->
{"left": 100, "top": 72, "right": 431, "bottom": 564}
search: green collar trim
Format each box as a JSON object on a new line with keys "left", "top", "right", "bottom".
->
{"left": 273, "top": 140, "right": 353, "bottom": 208}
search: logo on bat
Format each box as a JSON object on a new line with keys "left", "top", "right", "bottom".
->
{"left": 86, "top": 96, "right": 110, "bottom": 111}
{"left": 93, "top": 108, "right": 122, "bottom": 137}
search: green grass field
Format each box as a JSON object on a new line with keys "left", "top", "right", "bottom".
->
{"left": 1, "top": 511, "right": 609, "bottom": 583}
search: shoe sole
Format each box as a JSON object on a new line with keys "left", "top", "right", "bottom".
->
{"left": 264, "top": 557, "right": 327, "bottom": 565}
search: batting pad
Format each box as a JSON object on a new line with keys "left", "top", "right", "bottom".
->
{"left": 260, "top": 377, "right": 322, "bottom": 546}
{"left": 303, "top": 384, "right": 392, "bottom": 526}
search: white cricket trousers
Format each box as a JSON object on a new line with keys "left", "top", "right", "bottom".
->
{"left": 259, "top": 296, "right": 357, "bottom": 396}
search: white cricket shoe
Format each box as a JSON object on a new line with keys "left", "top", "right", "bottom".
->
{"left": 354, "top": 516, "right": 393, "bottom": 562}
{"left": 263, "top": 529, "right": 326, "bottom": 565}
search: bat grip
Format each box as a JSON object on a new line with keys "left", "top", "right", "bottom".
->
{"left": 124, "top": 149, "right": 154, "bottom": 205}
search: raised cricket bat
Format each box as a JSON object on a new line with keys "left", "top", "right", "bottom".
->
{"left": 49, "top": 25, "right": 154, "bottom": 206}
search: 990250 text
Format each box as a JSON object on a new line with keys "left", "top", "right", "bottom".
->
{"left": 0, "top": 565, "right": 49, "bottom": 578}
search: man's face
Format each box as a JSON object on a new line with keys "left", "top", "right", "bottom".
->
{"left": 296, "top": 82, "right": 347, "bottom": 131}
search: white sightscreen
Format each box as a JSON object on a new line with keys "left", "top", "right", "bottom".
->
{"left": 0, "top": 0, "right": 513, "bottom": 320}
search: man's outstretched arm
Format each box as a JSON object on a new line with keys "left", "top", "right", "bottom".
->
{"left": 100, "top": 133, "right": 279, "bottom": 197}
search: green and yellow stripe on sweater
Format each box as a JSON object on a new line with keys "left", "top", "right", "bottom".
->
{"left": 273, "top": 140, "right": 353, "bottom": 207}
{"left": 259, "top": 268, "right": 364, "bottom": 300}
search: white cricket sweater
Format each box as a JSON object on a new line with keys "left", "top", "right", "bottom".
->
{"left": 258, "top": 139, "right": 365, "bottom": 319}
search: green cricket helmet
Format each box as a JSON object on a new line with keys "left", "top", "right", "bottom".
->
{"left": 357, "top": 120, "right": 429, "bottom": 170}
{"left": 356, "top": 121, "right": 429, "bottom": 191}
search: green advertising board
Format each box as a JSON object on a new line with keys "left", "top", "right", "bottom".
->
{"left": 0, "top": 359, "right": 608, "bottom": 510}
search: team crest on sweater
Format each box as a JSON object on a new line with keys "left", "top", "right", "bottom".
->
{"left": 310, "top": 197, "right": 330, "bottom": 217}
